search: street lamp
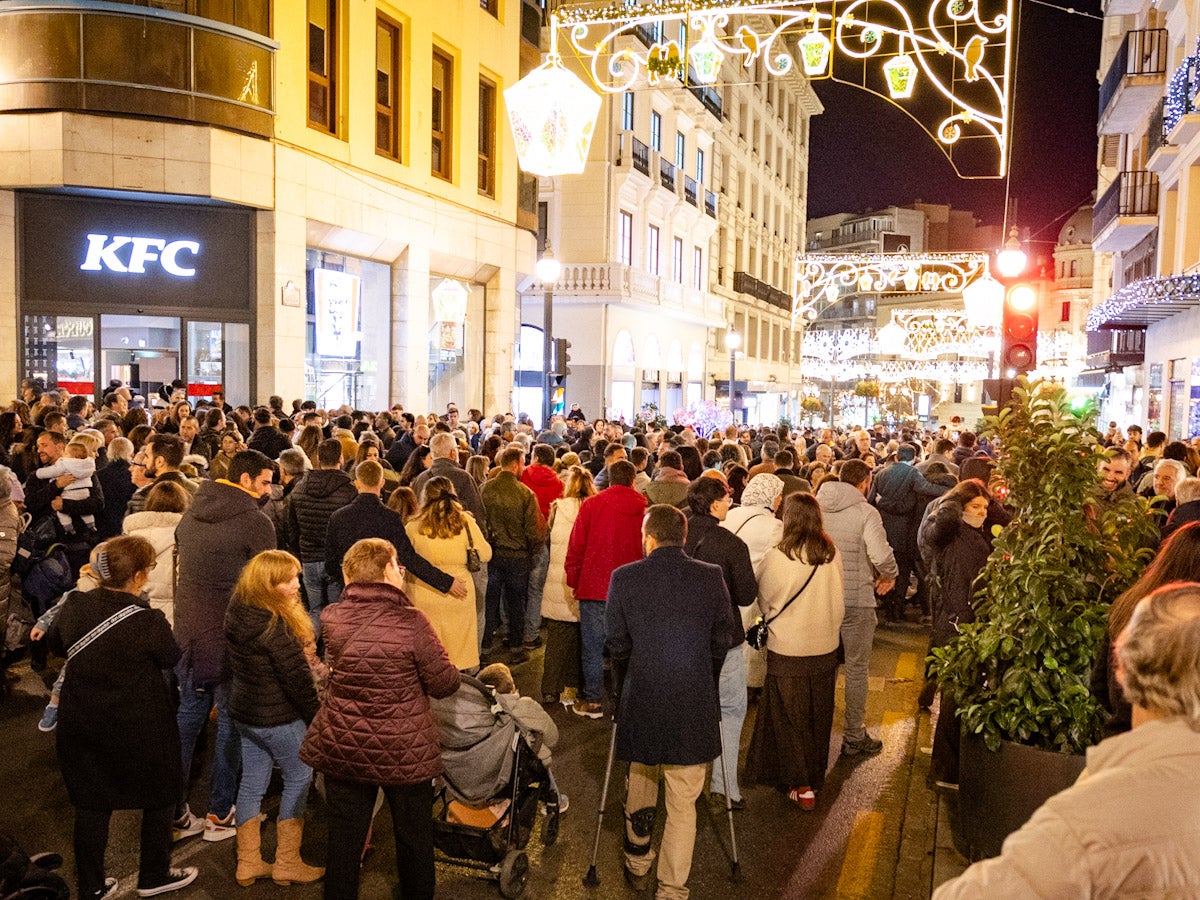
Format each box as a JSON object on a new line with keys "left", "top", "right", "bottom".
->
{"left": 725, "top": 328, "right": 741, "bottom": 424}
{"left": 536, "top": 246, "right": 562, "bottom": 429}
{"left": 995, "top": 226, "right": 1027, "bottom": 278}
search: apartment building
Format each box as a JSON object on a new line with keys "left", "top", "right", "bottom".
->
{"left": 0, "top": 0, "right": 538, "bottom": 411}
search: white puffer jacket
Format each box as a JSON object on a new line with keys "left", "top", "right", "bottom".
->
{"left": 542, "top": 497, "right": 582, "bottom": 622}
{"left": 121, "top": 510, "right": 183, "bottom": 626}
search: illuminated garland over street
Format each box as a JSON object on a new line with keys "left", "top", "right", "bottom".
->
{"left": 1086, "top": 273, "right": 1200, "bottom": 329}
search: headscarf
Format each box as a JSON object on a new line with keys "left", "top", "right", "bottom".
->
{"left": 740, "top": 473, "right": 783, "bottom": 509}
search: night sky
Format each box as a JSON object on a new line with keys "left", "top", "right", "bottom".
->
{"left": 807, "top": 0, "right": 1104, "bottom": 242}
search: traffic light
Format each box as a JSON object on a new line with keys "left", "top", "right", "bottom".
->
{"left": 553, "top": 338, "right": 572, "bottom": 377}
{"left": 1001, "top": 283, "right": 1038, "bottom": 376}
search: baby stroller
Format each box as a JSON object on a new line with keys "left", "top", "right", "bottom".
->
{"left": 430, "top": 674, "right": 561, "bottom": 898}
{"left": 0, "top": 833, "right": 69, "bottom": 900}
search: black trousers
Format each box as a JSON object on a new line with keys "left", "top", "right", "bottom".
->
{"left": 74, "top": 804, "right": 173, "bottom": 898}
{"left": 323, "top": 777, "right": 435, "bottom": 900}
{"left": 484, "top": 556, "right": 530, "bottom": 649}
{"left": 540, "top": 618, "right": 582, "bottom": 696}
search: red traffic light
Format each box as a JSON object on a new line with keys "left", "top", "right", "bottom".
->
{"left": 1001, "top": 283, "right": 1038, "bottom": 375}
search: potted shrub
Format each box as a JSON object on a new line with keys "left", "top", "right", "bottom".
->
{"left": 929, "top": 379, "right": 1155, "bottom": 858}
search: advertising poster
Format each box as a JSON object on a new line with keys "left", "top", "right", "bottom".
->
{"left": 314, "top": 268, "right": 361, "bottom": 357}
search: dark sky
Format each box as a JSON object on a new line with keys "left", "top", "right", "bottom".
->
{"left": 807, "top": 0, "right": 1104, "bottom": 241}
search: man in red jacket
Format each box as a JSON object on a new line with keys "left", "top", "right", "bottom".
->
{"left": 521, "top": 443, "right": 564, "bottom": 649}
{"left": 565, "top": 459, "right": 647, "bottom": 718}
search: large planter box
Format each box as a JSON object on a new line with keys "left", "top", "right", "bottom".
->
{"left": 959, "top": 731, "right": 1086, "bottom": 859}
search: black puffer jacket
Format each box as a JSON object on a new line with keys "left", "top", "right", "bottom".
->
{"left": 286, "top": 469, "right": 357, "bottom": 562}
{"left": 225, "top": 603, "right": 319, "bottom": 727}
{"left": 917, "top": 496, "right": 994, "bottom": 647}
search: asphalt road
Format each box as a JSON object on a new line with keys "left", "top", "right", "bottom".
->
{"left": 0, "top": 622, "right": 947, "bottom": 900}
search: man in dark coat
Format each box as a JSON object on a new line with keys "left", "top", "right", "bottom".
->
{"left": 869, "top": 444, "right": 949, "bottom": 621}
{"left": 172, "top": 449, "right": 276, "bottom": 843}
{"left": 245, "top": 406, "right": 293, "bottom": 461}
{"left": 607, "top": 504, "right": 732, "bottom": 896}
{"left": 684, "top": 476, "right": 757, "bottom": 810}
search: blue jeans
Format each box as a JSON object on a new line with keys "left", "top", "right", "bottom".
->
{"left": 579, "top": 599, "right": 607, "bottom": 703}
{"left": 302, "top": 560, "right": 342, "bottom": 639}
{"left": 710, "top": 644, "right": 747, "bottom": 801}
{"left": 176, "top": 667, "right": 239, "bottom": 819}
{"left": 525, "top": 544, "right": 550, "bottom": 643}
{"left": 235, "top": 719, "right": 312, "bottom": 824}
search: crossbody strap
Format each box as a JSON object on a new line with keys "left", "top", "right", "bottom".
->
{"left": 67, "top": 605, "right": 143, "bottom": 660}
{"left": 731, "top": 508, "right": 768, "bottom": 538}
{"left": 763, "top": 564, "right": 821, "bottom": 630}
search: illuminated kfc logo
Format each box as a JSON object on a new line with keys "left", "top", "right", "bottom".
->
{"left": 80, "top": 234, "right": 200, "bottom": 277}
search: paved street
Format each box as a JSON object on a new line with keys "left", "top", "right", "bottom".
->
{"left": 0, "top": 622, "right": 966, "bottom": 899}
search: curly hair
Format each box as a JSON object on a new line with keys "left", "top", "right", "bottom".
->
{"left": 1116, "top": 581, "right": 1200, "bottom": 722}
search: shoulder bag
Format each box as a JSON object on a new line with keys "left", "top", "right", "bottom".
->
{"left": 67, "top": 604, "right": 143, "bottom": 660}
{"left": 465, "top": 521, "right": 482, "bottom": 573}
{"left": 745, "top": 563, "right": 820, "bottom": 652}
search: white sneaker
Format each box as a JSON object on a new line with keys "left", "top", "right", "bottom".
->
{"left": 136, "top": 867, "right": 198, "bottom": 897}
{"left": 171, "top": 807, "right": 203, "bottom": 842}
{"left": 202, "top": 807, "right": 236, "bottom": 842}
{"left": 98, "top": 877, "right": 118, "bottom": 899}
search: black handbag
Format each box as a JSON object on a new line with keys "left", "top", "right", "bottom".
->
{"left": 745, "top": 564, "right": 820, "bottom": 651}
{"left": 465, "top": 524, "right": 482, "bottom": 573}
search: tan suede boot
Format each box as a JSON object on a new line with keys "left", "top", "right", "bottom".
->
{"left": 235, "top": 815, "right": 272, "bottom": 887}
{"left": 272, "top": 819, "right": 324, "bottom": 885}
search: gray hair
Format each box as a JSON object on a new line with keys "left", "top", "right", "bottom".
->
{"left": 429, "top": 432, "right": 458, "bottom": 459}
{"left": 1177, "top": 477, "right": 1200, "bottom": 506}
{"left": 107, "top": 437, "right": 135, "bottom": 462}
{"left": 1155, "top": 459, "right": 1188, "bottom": 486}
{"left": 278, "top": 448, "right": 311, "bottom": 478}
{"left": 1117, "top": 583, "right": 1200, "bottom": 722}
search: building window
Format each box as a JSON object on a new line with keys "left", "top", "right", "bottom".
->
{"left": 478, "top": 77, "right": 496, "bottom": 197}
{"left": 432, "top": 48, "right": 453, "bottom": 181}
{"left": 675, "top": 132, "right": 685, "bottom": 169}
{"left": 618, "top": 211, "right": 633, "bottom": 266}
{"left": 1069, "top": 260, "right": 1077, "bottom": 277}
{"left": 650, "top": 112, "right": 661, "bottom": 151}
{"left": 1061, "top": 301, "right": 1071, "bottom": 323}
{"left": 622, "top": 91, "right": 634, "bottom": 131}
{"left": 647, "top": 224, "right": 660, "bottom": 275}
{"left": 672, "top": 237, "right": 684, "bottom": 283}
{"left": 375, "top": 15, "right": 400, "bottom": 160}
{"left": 307, "top": 0, "right": 337, "bottom": 134}
{"left": 696, "top": 148, "right": 705, "bottom": 183}
{"left": 480, "top": 0, "right": 497, "bottom": 15}
{"left": 693, "top": 246, "right": 703, "bottom": 289}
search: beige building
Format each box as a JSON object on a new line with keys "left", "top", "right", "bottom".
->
{"left": 0, "top": 0, "right": 538, "bottom": 412}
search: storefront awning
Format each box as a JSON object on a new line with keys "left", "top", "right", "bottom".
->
{"left": 1088, "top": 274, "right": 1200, "bottom": 329}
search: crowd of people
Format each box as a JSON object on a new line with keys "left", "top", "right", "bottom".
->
{"left": 2, "top": 377, "right": 1199, "bottom": 898}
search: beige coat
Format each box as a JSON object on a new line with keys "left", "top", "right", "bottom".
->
{"left": 542, "top": 497, "right": 582, "bottom": 623}
{"left": 404, "top": 514, "right": 491, "bottom": 670}
{"left": 934, "top": 716, "right": 1200, "bottom": 899}
{"left": 122, "top": 510, "right": 183, "bottom": 626}
{"left": 755, "top": 548, "right": 844, "bottom": 658}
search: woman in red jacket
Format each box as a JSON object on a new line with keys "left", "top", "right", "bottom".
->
{"left": 300, "top": 538, "right": 459, "bottom": 900}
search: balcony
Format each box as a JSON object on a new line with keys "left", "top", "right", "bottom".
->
{"left": 687, "top": 78, "right": 723, "bottom": 120}
{"left": 1093, "top": 170, "right": 1159, "bottom": 252}
{"left": 659, "top": 157, "right": 676, "bottom": 191}
{"left": 1146, "top": 97, "right": 1177, "bottom": 174}
{"left": 520, "top": 0, "right": 542, "bottom": 48}
{"left": 733, "top": 271, "right": 793, "bottom": 314}
{"left": 537, "top": 262, "right": 723, "bottom": 323}
{"left": 683, "top": 175, "right": 698, "bottom": 206}
{"left": 1085, "top": 328, "right": 1145, "bottom": 371}
{"left": 1098, "top": 29, "right": 1167, "bottom": 136}
{"left": 704, "top": 189, "right": 718, "bottom": 218}
{"left": 0, "top": 3, "right": 276, "bottom": 138}
{"left": 616, "top": 133, "right": 651, "bottom": 177}
{"left": 517, "top": 170, "right": 538, "bottom": 233}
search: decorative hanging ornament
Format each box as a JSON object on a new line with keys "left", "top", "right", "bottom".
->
{"left": 505, "top": 55, "right": 602, "bottom": 177}
{"left": 884, "top": 50, "right": 918, "bottom": 99}
{"left": 688, "top": 35, "right": 724, "bottom": 84}
{"left": 799, "top": 28, "right": 831, "bottom": 76}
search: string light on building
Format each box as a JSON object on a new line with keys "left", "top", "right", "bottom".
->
{"left": 1087, "top": 272, "right": 1200, "bottom": 329}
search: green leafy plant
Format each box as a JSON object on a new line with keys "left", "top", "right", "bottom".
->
{"left": 929, "top": 379, "right": 1156, "bottom": 754}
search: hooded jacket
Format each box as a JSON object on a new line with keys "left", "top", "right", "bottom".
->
{"left": 565, "top": 484, "right": 647, "bottom": 601}
{"left": 300, "top": 581, "right": 460, "bottom": 785}
{"left": 174, "top": 479, "right": 276, "bottom": 685}
{"left": 521, "top": 463, "right": 565, "bottom": 520}
{"left": 286, "top": 468, "right": 357, "bottom": 562}
{"left": 225, "top": 603, "right": 319, "bottom": 728}
{"left": 816, "top": 481, "right": 897, "bottom": 607}
{"left": 121, "top": 509, "right": 183, "bottom": 626}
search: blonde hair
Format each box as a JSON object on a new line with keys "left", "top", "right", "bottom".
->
{"left": 562, "top": 465, "right": 597, "bottom": 500}
{"left": 477, "top": 662, "right": 515, "bottom": 694}
{"left": 64, "top": 442, "right": 89, "bottom": 459}
{"left": 414, "top": 476, "right": 467, "bottom": 539}
{"left": 231, "top": 550, "right": 313, "bottom": 645}
{"left": 342, "top": 538, "right": 397, "bottom": 585}
{"left": 1116, "top": 582, "right": 1200, "bottom": 723}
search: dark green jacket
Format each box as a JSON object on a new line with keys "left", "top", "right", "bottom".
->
{"left": 480, "top": 470, "right": 543, "bottom": 558}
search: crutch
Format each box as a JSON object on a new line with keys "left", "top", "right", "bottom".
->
{"left": 715, "top": 726, "right": 742, "bottom": 881}
{"left": 583, "top": 717, "right": 619, "bottom": 886}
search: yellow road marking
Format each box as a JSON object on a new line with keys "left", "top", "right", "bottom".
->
{"left": 894, "top": 651, "right": 919, "bottom": 681}
{"left": 881, "top": 710, "right": 905, "bottom": 729}
{"left": 836, "top": 810, "right": 885, "bottom": 898}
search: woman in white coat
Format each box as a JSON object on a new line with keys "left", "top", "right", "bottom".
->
{"left": 121, "top": 480, "right": 191, "bottom": 626}
{"left": 539, "top": 466, "right": 596, "bottom": 705}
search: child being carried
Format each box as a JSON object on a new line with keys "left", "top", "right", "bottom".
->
{"left": 36, "top": 444, "right": 96, "bottom": 535}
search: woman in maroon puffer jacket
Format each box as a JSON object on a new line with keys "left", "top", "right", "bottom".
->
{"left": 300, "top": 538, "right": 459, "bottom": 900}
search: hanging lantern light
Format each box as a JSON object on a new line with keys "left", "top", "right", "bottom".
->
{"left": 858, "top": 272, "right": 874, "bottom": 292}
{"left": 903, "top": 266, "right": 920, "bottom": 291}
{"left": 505, "top": 53, "right": 602, "bottom": 177}
{"left": 878, "top": 319, "right": 907, "bottom": 356}
{"left": 961, "top": 274, "right": 1004, "bottom": 328}
{"left": 883, "top": 43, "right": 918, "bottom": 99}
{"left": 824, "top": 284, "right": 840, "bottom": 304}
{"left": 688, "top": 34, "right": 724, "bottom": 84}
{"left": 798, "top": 28, "right": 832, "bottom": 76}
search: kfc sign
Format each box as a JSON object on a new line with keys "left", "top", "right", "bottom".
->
{"left": 80, "top": 234, "right": 200, "bottom": 277}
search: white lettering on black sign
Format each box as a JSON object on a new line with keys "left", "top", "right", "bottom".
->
{"left": 79, "top": 234, "right": 200, "bottom": 277}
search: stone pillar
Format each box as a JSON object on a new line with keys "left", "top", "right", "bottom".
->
{"left": 393, "top": 244, "right": 430, "bottom": 411}
{"left": 255, "top": 209, "right": 307, "bottom": 404}
{"left": 0, "top": 191, "right": 16, "bottom": 401}
{"left": 484, "top": 266, "right": 517, "bottom": 415}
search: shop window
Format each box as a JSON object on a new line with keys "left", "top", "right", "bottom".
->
{"left": 23, "top": 315, "right": 94, "bottom": 396}
{"left": 618, "top": 211, "right": 633, "bottom": 266}
{"left": 428, "top": 277, "right": 482, "bottom": 413}
{"left": 375, "top": 15, "right": 401, "bottom": 160}
{"left": 432, "top": 48, "right": 454, "bottom": 181}
{"left": 307, "top": 0, "right": 337, "bottom": 134}
{"left": 478, "top": 76, "right": 497, "bottom": 197}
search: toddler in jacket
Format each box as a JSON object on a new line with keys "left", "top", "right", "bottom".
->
{"left": 35, "top": 444, "right": 96, "bottom": 534}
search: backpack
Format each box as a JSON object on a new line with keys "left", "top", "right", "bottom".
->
{"left": 11, "top": 515, "right": 58, "bottom": 579}
{"left": 12, "top": 515, "right": 72, "bottom": 618}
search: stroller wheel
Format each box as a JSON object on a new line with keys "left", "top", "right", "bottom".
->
{"left": 498, "top": 849, "right": 528, "bottom": 898}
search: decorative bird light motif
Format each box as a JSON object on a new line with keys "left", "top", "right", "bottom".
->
{"left": 963, "top": 35, "right": 986, "bottom": 81}
{"left": 736, "top": 25, "right": 760, "bottom": 65}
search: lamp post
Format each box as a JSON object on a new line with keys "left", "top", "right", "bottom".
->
{"left": 725, "top": 328, "right": 741, "bottom": 424}
{"left": 536, "top": 246, "right": 562, "bottom": 429}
